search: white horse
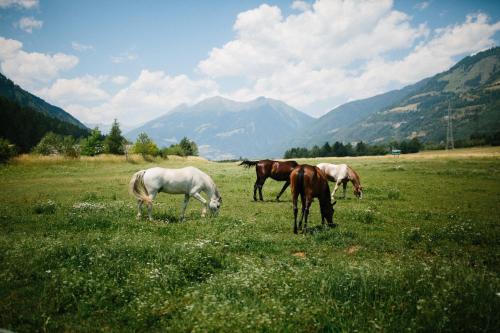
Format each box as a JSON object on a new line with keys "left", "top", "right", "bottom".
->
{"left": 129, "top": 166, "right": 221, "bottom": 221}
{"left": 316, "top": 163, "right": 363, "bottom": 200}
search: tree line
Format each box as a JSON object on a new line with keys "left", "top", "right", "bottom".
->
{"left": 0, "top": 117, "right": 199, "bottom": 162}
{"left": 284, "top": 138, "right": 423, "bottom": 158}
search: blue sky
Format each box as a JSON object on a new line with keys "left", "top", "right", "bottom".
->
{"left": 1, "top": 0, "right": 500, "bottom": 129}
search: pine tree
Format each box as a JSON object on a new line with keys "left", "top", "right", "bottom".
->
{"left": 104, "top": 119, "right": 125, "bottom": 154}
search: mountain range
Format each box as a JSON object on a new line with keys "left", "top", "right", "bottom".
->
{"left": 297, "top": 47, "right": 500, "bottom": 146}
{"left": 126, "top": 96, "right": 314, "bottom": 160}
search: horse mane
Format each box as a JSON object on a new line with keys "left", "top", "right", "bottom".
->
{"left": 239, "top": 160, "right": 259, "bottom": 168}
{"left": 347, "top": 166, "right": 361, "bottom": 187}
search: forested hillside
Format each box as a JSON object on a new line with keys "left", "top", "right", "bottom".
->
{"left": 0, "top": 96, "right": 89, "bottom": 152}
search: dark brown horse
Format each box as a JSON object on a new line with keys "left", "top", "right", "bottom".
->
{"left": 240, "top": 159, "right": 298, "bottom": 201}
{"left": 290, "top": 164, "right": 336, "bottom": 234}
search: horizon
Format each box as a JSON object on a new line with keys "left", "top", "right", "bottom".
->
{"left": 1, "top": 0, "right": 500, "bottom": 129}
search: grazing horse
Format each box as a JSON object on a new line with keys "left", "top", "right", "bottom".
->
{"left": 317, "top": 163, "right": 363, "bottom": 200}
{"left": 129, "top": 166, "right": 221, "bottom": 221}
{"left": 290, "top": 164, "right": 336, "bottom": 234}
{"left": 239, "top": 159, "right": 298, "bottom": 201}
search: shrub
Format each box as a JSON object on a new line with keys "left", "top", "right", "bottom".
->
{"left": 80, "top": 128, "right": 104, "bottom": 156}
{"left": 133, "top": 132, "right": 160, "bottom": 157}
{"left": 0, "top": 138, "right": 17, "bottom": 163}
{"left": 33, "top": 132, "right": 62, "bottom": 155}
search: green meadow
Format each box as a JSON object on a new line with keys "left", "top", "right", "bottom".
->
{"left": 0, "top": 149, "right": 499, "bottom": 332}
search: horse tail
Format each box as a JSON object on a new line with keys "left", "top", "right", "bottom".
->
{"left": 239, "top": 160, "right": 259, "bottom": 168}
{"left": 297, "top": 165, "right": 305, "bottom": 195}
{"left": 129, "top": 170, "right": 152, "bottom": 204}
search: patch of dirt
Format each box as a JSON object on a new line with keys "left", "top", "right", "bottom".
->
{"left": 345, "top": 245, "right": 362, "bottom": 254}
{"left": 292, "top": 252, "right": 306, "bottom": 258}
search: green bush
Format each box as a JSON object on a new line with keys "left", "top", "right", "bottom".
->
{"left": 133, "top": 132, "right": 160, "bottom": 157}
{"left": 80, "top": 128, "right": 104, "bottom": 156}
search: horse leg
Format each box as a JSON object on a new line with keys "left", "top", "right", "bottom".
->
{"left": 253, "top": 181, "right": 259, "bottom": 201}
{"left": 258, "top": 177, "right": 266, "bottom": 201}
{"left": 293, "top": 192, "right": 299, "bottom": 234}
{"left": 192, "top": 192, "right": 208, "bottom": 217}
{"left": 146, "top": 192, "right": 157, "bottom": 222}
{"left": 276, "top": 180, "right": 290, "bottom": 201}
{"left": 332, "top": 181, "right": 340, "bottom": 201}
{"left": 342, "top": 180, "right": 348, "bottom": 199}
{"left": 180, "top": 194, "right": 190, "bottom": 222}
{"left": 147, "top": 200, "right": 153, "bottom": 221}
{"left": 298, "top": 194, "right": 306, "bottom": 231}
{"left": 136, "top": 199, "right": 143, "bottom": 220}
{"left": 302, "top": 199, "right": 312, "bottom": 234}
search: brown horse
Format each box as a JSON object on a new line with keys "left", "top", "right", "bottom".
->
{"left": 240, "top": 159, "right": 298, "bottom": 201}
{"left": 290, "top": 164, "right": 336, "bottom": 234}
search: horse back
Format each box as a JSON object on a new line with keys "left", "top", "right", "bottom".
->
{"left": 271, "top": 160, "right": 298, "bottom": 181}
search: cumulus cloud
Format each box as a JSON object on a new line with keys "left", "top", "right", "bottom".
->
{"left": 0, "top": 0, "right": 38, "bottom": 9}
{"left": 0, "top": 37, "right": 78, "bottom": 90}
{"left": 111, "top": 75, "right": 129, "bottom": 85}
{"left": 71, "top": 41, "right": 94, "bottom": 52}
{"left": 197, "top": 0, "right": 500, "bottom": 116}
{"left": 37, "top": 75, "right": 109, "bottom": 106}
{"left": 291, "top": 1, "right": 311, "bottom": 12}
{"left": 62, "top": 70, "right": 219, "bottom": 126}
{"left": 17, "top": 16, "right": 43, "bottom": 33}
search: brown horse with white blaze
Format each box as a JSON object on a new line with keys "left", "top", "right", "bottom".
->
{"left": 290, "top": 164, "right": 336, "bottom": 234}
{"left": 240, "top": 159, "right": 298, "bottom": 201}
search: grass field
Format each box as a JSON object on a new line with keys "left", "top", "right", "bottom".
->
{"left": 1, "top": 148, "right": 499, "bottom": 332}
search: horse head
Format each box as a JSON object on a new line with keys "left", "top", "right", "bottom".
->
{"left": 354, "top": 185, "right": 363, "bottom": 199}
{"left": 208, "top": 194, "right": 222, "bottom": 216}
{"left": 321, "top": 199, "right": 336, "bottom": 225}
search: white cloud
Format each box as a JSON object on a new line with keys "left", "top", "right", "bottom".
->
{"left": 197, "top": 0, "right": 500, "bottom": 116}
{"left": 110, "top": 52, "right": 137, "bottom": 64}
{"left": 37, "top": 75, "right": 109, "bottom": 105}
{"left": 414, "top": 2, "right": 430, "bottom": 11}
{"left": 17, "top": 16, "right": 43, "bottom": 33}
{"left": 0, "top": 0, "right": 38, "bottom": 9}
{"left": 63, "top": 70, "right": 219, "bottom": 126}
{"left": 291, "top": 1, "right": 311, "bottom": 12}
{"left": 71, "top": 41, "right": 94, "bottom": 52}
{"left": 0, "top": 37, "right": 79, "bottom": 90}
{"left": 111, "top": 75, "right": 129, "bottom": 85}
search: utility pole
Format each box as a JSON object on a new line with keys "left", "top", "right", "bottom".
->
{"left": 446, "top": 100, "right": 454, "bottom": 150}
